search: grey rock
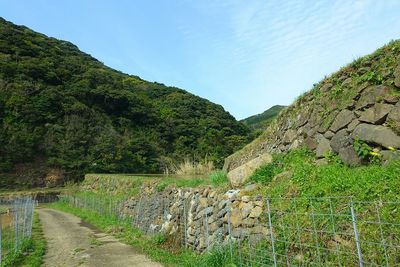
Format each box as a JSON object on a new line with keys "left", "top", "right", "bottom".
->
{"left": 356, "top": 85, "right": 390, "bottom": 110}
{"left": 296, "top": 111, "right": 309, "bottom": 127}
{"left": 304, "top": 136, "right": 318, "bottom": 150}
{"left": 242, "top": 183, "right": 259, "bottom": 193}
{"left": 383, "top": 94, "right": 399, "bottom": 104}
{"left": 339, "top": 146, "right": 362, "bottom": 166}
{"left": 324, "top": 131, "right": 335, "bottom": 139}
{"left": 381, "top": 150, "right": 400, "bottom": 162}
{"left": 283, "top": 129, "right": 297, "bottom": 144}
{"left": 320, "top": 83, "right": 333, "bottom": 93}
{"left": 388, "top": 102, "right": 400, "bottom": 122}
{"left": 315, "top": 158, "right": 328, "bottom": 166}
{"left": 227, "top": 154, "right": 273, "bottom": 187}
{"left": 347, "top": 119, "right": 360, "bottom": 132}
{"left": 316, "top": 137, "right": 332, "bottom": 158}
{"left": 394, "top": 65, "right": 400, "bottom": 88}
{"left": 330, "top": 129, "right": 352, "bottom": 153}
{"left": 342, "top": 77, "right": 352, "bottom": 87}
{"left": 359, "top": 103, "right": 393, "bottom": 124}
{"left": 352, "top": 124, "right": 400, "bottom": 148}
{"left": 217, "top": 207, "right": 229, "bottom": 218}
{"left": 330, "top": 109, "right": 355, "bottom": 132}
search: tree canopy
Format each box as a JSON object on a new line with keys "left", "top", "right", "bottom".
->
{"left": 0, "top": 18, "right": 250, "bottom": 182}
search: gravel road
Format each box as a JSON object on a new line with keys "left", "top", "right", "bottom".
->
{"left": 37, "top": 208, "right": 162, "bottom": 267}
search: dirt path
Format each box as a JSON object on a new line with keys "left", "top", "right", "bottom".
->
{"left": 37, "top": 208, "right": 163, "bottom": 267}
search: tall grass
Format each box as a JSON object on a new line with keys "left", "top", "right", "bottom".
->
{"left": 166, "top": 158, "right": 215, "bottom": 176}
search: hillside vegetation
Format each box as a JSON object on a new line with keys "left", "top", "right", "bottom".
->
{"left": 0, "top": 18, "right": 250, "bottom": 187}
{"left": 241, "top": 105, "right": 285, "bottom": 132}
{"left": 225, "top": 40, "right": 400, "bottom": 173}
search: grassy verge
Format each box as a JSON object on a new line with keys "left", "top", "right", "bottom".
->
{"left": 249, "top": 148, "right": 400, "bottom": 200}
{"left": 1, "top": 213, "right": 46, "bottom": 267}
{"left": 49, "top": 201, "right": 203, "bottom": 266}
{"left": 49, "top": 201, "right": 240, "bottom": 267}
{"left": 83, "top": 171, "right": 229, "bottom": 197}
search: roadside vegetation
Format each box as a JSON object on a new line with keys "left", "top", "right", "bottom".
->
{"left": 50, "top": 201, "right": 237, "bottom": 267}
{"left": 249, "top": 148, "right": 400, "bottom": 200}
{"left": 1, "top": 213, "right": 46, "bottom": 267}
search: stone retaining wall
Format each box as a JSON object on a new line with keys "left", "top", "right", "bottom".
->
{"left": 224, "top": 41, "right": 400, "bottom": 185}
{"left": 121, "top": 183, "right": 267, "bottom": 251}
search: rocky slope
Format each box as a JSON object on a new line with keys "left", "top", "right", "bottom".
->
{"left": 225, "top": 40, "right": 400, "bottom": 183}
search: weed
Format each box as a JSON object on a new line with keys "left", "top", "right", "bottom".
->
{"left": 209, "top": 171, "right": 228, "bottom": 186}
{"left": 152, "top": 234, "right": 167, "bottom": 245}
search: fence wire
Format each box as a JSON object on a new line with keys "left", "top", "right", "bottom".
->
{"left": 61, "top": 194, "right": 400, "bottom": 266}
{"left": 0, "top": 197, "right": 35, "bottom": 266}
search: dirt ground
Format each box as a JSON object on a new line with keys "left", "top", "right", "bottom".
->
{"left": 37, "top": 208, "right": 163, "bottom": 267}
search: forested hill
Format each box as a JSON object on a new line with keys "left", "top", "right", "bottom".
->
{"left": 241, "top": 105, "right": 286, "bottom": 131}
{"left": 0, "top": 17, "right": 250, "bottom": 186}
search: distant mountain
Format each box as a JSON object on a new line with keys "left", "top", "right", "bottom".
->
{"left": 241, "top": 105, "right": 286, "bottom": 131}
{"left": 0, "top": 18, "right": 250, "bottom": 187}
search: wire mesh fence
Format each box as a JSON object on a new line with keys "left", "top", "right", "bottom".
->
{"left": 60, "top": 194, "right": 400, "bottom": 266}
{"left": 0, "top": 197, "right": 35, "bottom": 266}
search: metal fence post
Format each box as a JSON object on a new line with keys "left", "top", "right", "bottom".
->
{"left": 227, "top": 207, "right": 233, "bottom": 260}
{"left": 0, "top": 211, "right": 2, "bottom": 265}
{"left": 350, "top": 199, "right": 363, "bottom": 267}
{"left": 183, "top": 200, "right": 187, "bottom": 248}
{"left": 266, "top": 198, "right": 277, "bottom": 267}
{"left": 205, "top": 212, "right": 210, "bottom": 251}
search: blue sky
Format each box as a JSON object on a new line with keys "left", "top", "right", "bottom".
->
{"left": 1, "top": 0, "right": 400, "bottom": 119}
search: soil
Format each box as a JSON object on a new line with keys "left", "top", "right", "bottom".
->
{"left": 37, "top": 208, "right": 163, "bottom": 267}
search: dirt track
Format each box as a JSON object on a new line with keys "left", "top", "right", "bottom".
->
{"left": 37, "top": 208, "right": 162, "bottom": 267}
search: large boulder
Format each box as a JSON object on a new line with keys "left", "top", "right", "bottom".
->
{"left": 227, "top": 153, "right": 273, "bottom": 187}
{"left": 283, "top": 129, "right": 297, "bottom": 144}
{"left": 394, "top": 65, "right": 400, "bottom": 88}
{"left": 356, "top": 85, "right": 391, "bottom": 110}
{"left": 339, "top": 146, "right": 362, "bottom": 166}
{"left": 316, "top": 136, "right": 332, "bottom": 158}
{"left": 352, "top": 123, "right": 400, "bottom": 148}
{"left": 330, "top": 129, "right": 352, "bottom": 153}
{"left": 359, "top": 103, "right": 393, "bottom": 124}
{"left": 330, "top": 109, "right": 355, "bottom": 132}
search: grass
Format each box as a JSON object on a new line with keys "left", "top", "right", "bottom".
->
{"left": 1, "top": 213, "right": 46, "bottom": 267}
{"left": 83, "top": 171, "right": 229, "bottom": 195}
{"left": 49, "top": 201, "right": 202, "bottom": 266}
{"left": 49, "top": 199, "right": 249, "bottom": 267}
{"left": 249, "top": 148, "right": 400, "bottom": 201}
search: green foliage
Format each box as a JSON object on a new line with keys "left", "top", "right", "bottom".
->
{"left": 323, "top": 151, "right": 343, "bottom": 165}
{"left": 250, "top": 149, "right": 314, "bottom": 184}
{"left": 250, "top": 148, "right": 400, "bottom": 201}
{"left": 353, "top": 138, "right": 382, "bottom": 164}
{"left": 0, "top": 18, "right": 250, "bottom": 183}
{"left": 50, "top": 201, "right": 202, "bottom": 266}
{"left": 156, "top": 182, "right": 168, "bottom": 192}
{"left": 209, "top": 170, "right": 228, "bottom": 186}
{"left": 241, "top": 105, "right": 285, "bottom": 132}
{"left": 353, "top": 138, "right": 372, "bottom": 159}
{"left": 152, "top": 234, "right": 167, "bottom": 245}
{"left": 0, "top": 214, "right": 46, "bottom": 267}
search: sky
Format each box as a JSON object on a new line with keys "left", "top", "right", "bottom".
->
{"left": 1, "top": 1, "right": 400, "bottom": 119}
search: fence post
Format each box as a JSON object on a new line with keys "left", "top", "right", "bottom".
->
{"left": 183, "top": 200, "right": 187, "bottom": 248}
{"left": 0, "top": 211, "right": 2, "bottom": 265}
{"left": 227, "top": 207, "right": 233, "bottom": 260}
{"left": 266, "top": 198, "right": 277, "bottom": 267}
{"left": 350, "top": 199, "right": 363, "bottom": 267}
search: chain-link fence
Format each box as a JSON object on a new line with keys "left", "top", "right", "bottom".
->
{"left": 61, "top": 194, "right": 400, "bottom": 266}
{"left": 0, "top": 197, "right": 35, "bottom": 266}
